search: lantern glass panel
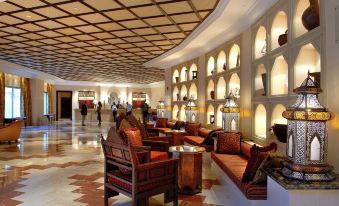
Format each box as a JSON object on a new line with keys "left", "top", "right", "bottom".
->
{"left": 288, "top": 134, "right": 293, "bottom": 157}
{"left": 310, "top": 136, "right": 321, "bottom": 161}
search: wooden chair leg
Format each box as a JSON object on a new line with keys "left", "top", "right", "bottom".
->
{"left": 134, "top": 197, "right": 149, "bottom": 206}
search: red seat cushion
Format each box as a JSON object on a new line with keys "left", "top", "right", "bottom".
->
{"left": 150, "top": 151, "right": 168, "bottom": 162}
{"left": 185, "top": 136, "right": 204, "bottom": 145}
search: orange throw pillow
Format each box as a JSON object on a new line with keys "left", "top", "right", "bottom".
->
{"left": 217, "top": 132, "right": 241, "bottom": 154}
{"left": 122, "top": 128, "right": 143, "bottom": 147}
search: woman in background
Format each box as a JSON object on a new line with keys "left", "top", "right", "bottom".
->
{"left": 96, "top": 101, "right": 102, "bottom": 126}
{"left": 111, "top": 102, "right": 117, "bottom": 122}
{"left": 80, "top": 103, "right": 87, "bottom": 126}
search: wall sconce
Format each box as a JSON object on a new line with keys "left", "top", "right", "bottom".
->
{"left": 220, "top": 92, "right": 240, "bottom": 131}
{"left": 281, "top": 73, "right": 334, "bottom": 182}
{"left": 185, "top": 98, "right": 198, "bottom": 123}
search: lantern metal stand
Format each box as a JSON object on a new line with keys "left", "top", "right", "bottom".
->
{"left": 156, "top": 100, "right": 166, "bottom": 118}
{"left": 220, "top": 92, "right": 240, "bottom": 132}
{"left": 281, "top": 73, "right": 335, "bottom": 182}
{"left": 185, "top": 98, "right": 198, "bottom": 123}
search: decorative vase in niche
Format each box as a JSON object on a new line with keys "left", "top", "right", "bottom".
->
{"left": 223, "top": 63, "right": 226, "bottom": 71}
{"left": 210, "top": 91, "right": 215, "bottom": 100}
{"left": 192, "top": 71, "right": 197, "bottom": 79}
{"left": 302, "top": 0, "right": 320, "bottom": 31}
{"left": 236, "top": 53, "right": 240, "bottom": 67}
{"left": 270, "top": 124, "right": 287, "bottom": 143}
{"left": 211, "top": 70, "right": 214, "bottom": 75}
{"left": 261, "top": 73, "right": 267, "bottom": 96}
{"left": 184, "top": 69, "right": 188, "bottom": 81}
{"left": 175, "top": 77, "right": 179, "bottom": 83}
{"left": 176, "top": 93, "right": 179, "bottom": 101}
{"left": 183, "top": 96, "right": 187, "bottom": 101}
{"left": 278, "top": 30, "right": 288, "bottom": 46}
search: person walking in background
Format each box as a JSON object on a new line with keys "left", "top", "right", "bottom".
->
{"left": 80, "top": 103, "right": 87, "bottom": 126}
{"left": 111, "top": 102, "right": 117, "bottom": 122}
{"left": 96, "top": 101, "right": 102, "bottom": 126}
{"left": 141, "top": 101, "right": 149, "bottom": 123}
{"left": 126, "top": 102, "right": 132, "bottom": 116}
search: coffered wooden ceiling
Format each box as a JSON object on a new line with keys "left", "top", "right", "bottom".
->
{"left": 0, "top": 0, "right": 219, "bottom": 84}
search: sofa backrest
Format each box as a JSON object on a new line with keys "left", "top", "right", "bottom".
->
{"left": 198, "top": 128, "right": 212, "bottom": 138}
{"left": 241, "top": 141, "right": 253, "bottom": 159}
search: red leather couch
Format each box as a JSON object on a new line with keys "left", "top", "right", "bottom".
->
{"left": 184, "top": 124, "right": 221, "bottom": 151}
{"left": 211, "top": 141, "right": 276, "bottom": 200}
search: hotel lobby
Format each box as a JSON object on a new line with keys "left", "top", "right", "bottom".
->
{"left": 1, "top": 0, "right": 339, "bottom": 205}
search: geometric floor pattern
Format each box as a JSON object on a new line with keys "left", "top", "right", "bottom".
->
{"left": 0, "top": 122, "right": 227, "bottom": 206}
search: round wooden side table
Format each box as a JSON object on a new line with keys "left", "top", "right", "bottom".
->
{"left": 169, "top": 145, "right": 205, "bottom": 194}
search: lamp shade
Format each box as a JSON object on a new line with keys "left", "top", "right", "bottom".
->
{"left": 156, "top": 100, "right": 166, "bottom": 118}
{"left": 185, "top": 98, "right": 198, "bottom": 122}
{"left": 281, "top": 73, "right": 334, "bottom": 182}
{"left": 221, "top": 93, "right": 240, "bottom": 131}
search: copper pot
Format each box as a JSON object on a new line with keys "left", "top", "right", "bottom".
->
{"left": 210, "top": 91, "right": 215, "bottom": 100}
{"left": 302, "top": 0, "right": 320, "bottom": 31}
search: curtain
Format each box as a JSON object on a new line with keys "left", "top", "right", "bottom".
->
{"left": 21, "top": 77, "right": 32, "bottom": 126}
{"left": 47, "top": 83, "right": 53, "bottom": 114}
{"left": 0, "top": 72, "right": 5, "bottom": 124}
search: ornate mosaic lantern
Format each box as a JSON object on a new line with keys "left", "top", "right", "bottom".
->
{"left": 156, "top": 100, "right": 166, "bottom": 118}
{"left": 220, "top": 93, "right": 240, "bottom": 131}
{"left": 281, "top": 73, "right": 334, "bottom": 181}
{"left": 185, "top": 98, "right": 198, "bottom": 123}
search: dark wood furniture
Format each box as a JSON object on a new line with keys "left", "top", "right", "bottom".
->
{"left": 169, "top": 145, "right": 205, "bottom": 194}
{"left": 101, "top": 135, "right": 178, "bottom": 206}
{"left": 162, "top": 130, "right": 187, "bottom": 146}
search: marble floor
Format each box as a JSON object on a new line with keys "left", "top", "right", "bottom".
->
{"left": 0, "top": 122, "right": 227, "bottom": 206}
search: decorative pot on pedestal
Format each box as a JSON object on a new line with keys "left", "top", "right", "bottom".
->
{"left": 210, "top": 91, "right": 215, "bottom": 100}
{"left": 183, "top": 96, "right": 187, "bottom": 101}
{"left": 175, "top": 77, "right": 179, "bottom": 83}
{"left": 223, "top": 63, "right": 226, "bottom": 71}
{"left": 302, "top": 0, "right": 320, "bottom": 31}
{"left": 176, "top": 93, "right": 180, "bottom": 101}
{"left": 270, "top": 123, "right": 287, "bottom": 143}
{"left": 278, "top": 30, "right": 288, "bottom": 46}
{"left": 261, "top": 73, "right": 267, "bottom": 96}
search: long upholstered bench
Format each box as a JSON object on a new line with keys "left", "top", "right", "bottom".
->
{"left": 211, "top": 133, "right": 277, "bottom": 200}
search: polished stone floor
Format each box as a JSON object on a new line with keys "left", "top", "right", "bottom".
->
{"left": 0, "top": 122, "right": 226, "bottom": 206}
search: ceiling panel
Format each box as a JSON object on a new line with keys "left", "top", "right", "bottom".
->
{"left": 0, "top": 0, "right": 219, "bottom": 84}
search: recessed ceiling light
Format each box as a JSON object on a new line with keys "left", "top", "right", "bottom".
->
{"left": 26, "top": 15, "right": 32, "bottom": 18}
{"left": 73, "top": 7, "right": 78, "bottom": 10}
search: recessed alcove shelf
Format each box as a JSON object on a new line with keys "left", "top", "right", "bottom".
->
{"left": 229, "top": 44, "right": 240, "bottom": 69}
{"left": 271, "top": 11, "right": 288, "bottom": 51}
{"left": 229, "top": 73, "right": 240, "bottom": 97}
{"left": 172, "top": 104, "right": 179, "bottom": 121}
{"left": 189, "top": 63, "right": 198, "bottom": 81}
{"left": 216, "top": 76, "right": 226, "bottom": 100}
{"left": 207, "top": 79, "right": 215, "bottom": 101}
{"left": 255, "top": 104, "right": 267, "bottom": 139}
{"left": 180, "top": 105, "right": 186, "bottom": 121}
{"left": 180, "top": 66, "right": 188, "bottom": 82}
{"left": 271, "top": 104, "right": 287, "bottom": 126}
{"left": 207, "top": 56, "right": 215, "bottom": 76}
{"left": 294, "top": 0, "right": 320, "bottom": 38}
{"left": 217, "top": 51, "right": 226, "bottom": 73}
{"left": 271, "top": 55, "right": 288, "bottom": 96}
{"left": 206, "top": 104, "right": 215, "bottom": 124}
{"left": 180, "top": 85, "right": 187, "bottom": 101}
{"left": 255, "top": 26, "right": 267, "bottom": 59}
{"left": 189, "top": 83, "right": 198, "bottom": 100}
{"left": 254, "top": 64, "right": 267, "bottom": 97}
{"left": 173, "top": 69, "right": 179, "bottom": 84}
{"left": 294, "top": 43, "right": 320, "bottom": 87}
{"left": 172, "top": 86, "right": 179, "bottom": 101}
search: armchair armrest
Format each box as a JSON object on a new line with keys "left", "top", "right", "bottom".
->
{"left": 142, "top": 139, "right": 169, "bottom": 152}
{"left": 136, "top": 158, "right": 178, "bottom": 170}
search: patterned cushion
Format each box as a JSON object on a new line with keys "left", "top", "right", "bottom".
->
{"left": 217, "top": 132, "right": 241, "bottom": 154}
{"left": 185, "top": 122, "right": 201, "bottom": 136}
{"left": 242, "top": 143, "right": 277, "bottom": 183}
{"left": 122, "top": 128, "right": 143, "bottom": 147}
{"left": 108, "top": 176, "right": 132, "bottom": 191}
{"left": 156, "top": 118, "right": 167, "bottom": 128}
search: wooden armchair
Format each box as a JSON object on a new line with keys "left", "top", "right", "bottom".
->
{"left": 0, "top": 120, "right": 23, "bottom": 143}
{"left": 101, "top": 136, "right": 178, "bottom": 206}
